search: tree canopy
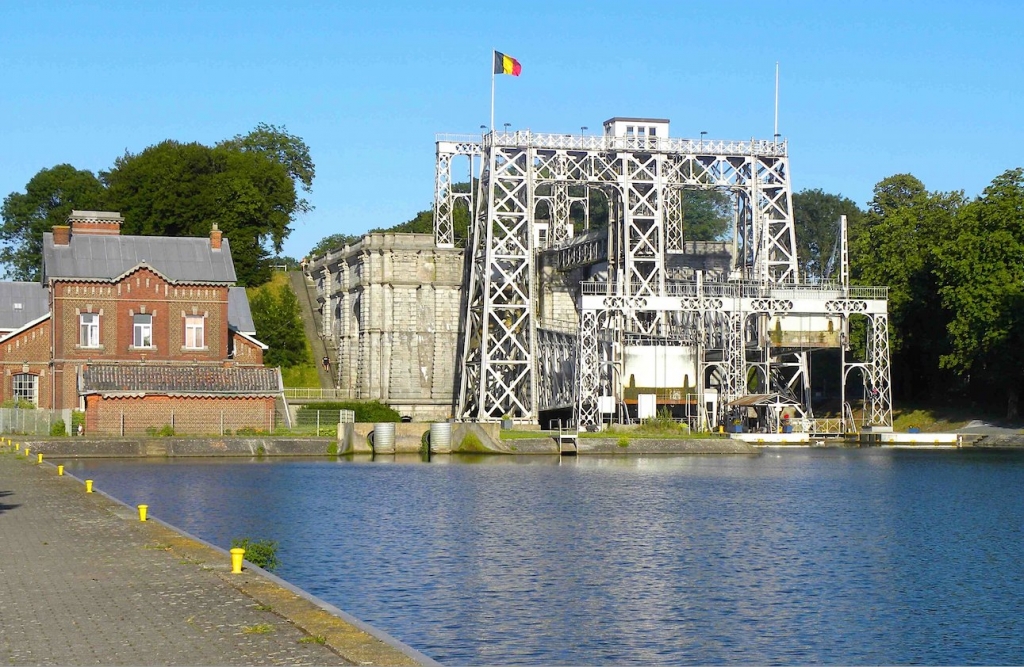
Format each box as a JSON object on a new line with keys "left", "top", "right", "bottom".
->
{"left": 935, "top": 168, "right": 1024, "bottom": 417}
{"left": 1, "top": 165, "right": 106, "bottom": 280}
{"left": 248, "top": 280, "right": 310, "bottom": 368}
{"left": 792, "top": 188, "right": 865, "bottom": 282}
{"left": 1, "top": 125, "right": 314, "bottom": 286}
{"left": 680, "top": 189, "right": 732, "bottom": 241}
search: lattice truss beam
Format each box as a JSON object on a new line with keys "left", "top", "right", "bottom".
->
{"left": 865, "top": 314, "right": 892, "bottom": 426}
{"left": 833, "top": 302, "right": 893, "bottom": 429}
{"left": 434, "top": 140, "right": 482, "bottom": 247}
{"left": 457, "top": 144, "right": 537, "bottom": 420}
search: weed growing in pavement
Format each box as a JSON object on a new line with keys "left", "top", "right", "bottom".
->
{"left": 243, "top": 624, "right": 274, "bottom": 634}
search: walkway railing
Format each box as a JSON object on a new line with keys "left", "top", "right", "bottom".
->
{"left": 283, "top": 388, "right": 348, "bottom": 401}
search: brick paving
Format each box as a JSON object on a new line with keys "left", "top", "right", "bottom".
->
{"left": 0, "top": 450, "right": 428, "bottom": 666}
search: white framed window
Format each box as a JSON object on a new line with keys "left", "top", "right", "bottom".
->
{"left": 133, "top": 313, "right": 153, "bottom": 348}
{"left": 184, "top": 315, "right": 205, "bottom": 349}
{"left": 80, "top": 313, "right": 100, "bottom": 348}
{"left": 13, "top": 373, "right": 37, "bottom": 406}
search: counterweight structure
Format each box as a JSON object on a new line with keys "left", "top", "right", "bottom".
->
{"left": 435, "top": 119, "right": 892, "bottom": 434}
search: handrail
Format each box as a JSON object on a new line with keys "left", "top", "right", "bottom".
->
{"left": 580, "top": 280, "right": 888, "bottom": 300}
{"left": 283, "top": 388, "right": 348, "bottom": 400}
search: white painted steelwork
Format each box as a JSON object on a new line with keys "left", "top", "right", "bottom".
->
{"left": 436, "top": 120, "right": 892, "bottom": 432}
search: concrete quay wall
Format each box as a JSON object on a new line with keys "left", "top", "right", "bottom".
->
{"left": 17, "top": 437, "right": 338, "bottom": 458}
{"left": 16, "top": 430, "right": 757, "bottom": 457}
{"left": 0, "top": 452, "right": 436, "bottom": 666}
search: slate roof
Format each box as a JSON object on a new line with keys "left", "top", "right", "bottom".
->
{"left": 0, "top": 282, "right": 50, "bottom": 331}
{"left": 227, "top": 287, "right": 256, "bottom": 334}
{"left": 81, "top": 365, "right": 280, "bottom": 396}
{"left": 42, "top": 233, "right": 236, "bottom": 283}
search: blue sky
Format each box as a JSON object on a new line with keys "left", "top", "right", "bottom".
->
{"left": 2, "top": 1, "right": 1022, "bottom": 260}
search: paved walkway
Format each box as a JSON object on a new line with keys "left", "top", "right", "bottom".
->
{"left": 0, "top": 450, "right": 427, "bottom": 666}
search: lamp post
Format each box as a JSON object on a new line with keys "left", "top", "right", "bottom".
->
{"left": 480, "top": 124, "right": 487, "bottom": 135}
{"left": 700, "top": 130, "right": 707, "bottom": 150}
{"left": 774, "top": 133, "right": 781, "bottom": 147}
{"left": 503, "top": 122, "right": 511, "bottom": 136}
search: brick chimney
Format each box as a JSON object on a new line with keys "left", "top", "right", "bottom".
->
{"left": 52, "top": 225, "right": 71, "bottom": 246}
{"left": 210, "top": 223, "right": 223, "bottom": 251}
{"left": 67, "top": 210, "right": 123, "bottom": 236}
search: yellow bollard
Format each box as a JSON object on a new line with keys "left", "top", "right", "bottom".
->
{"left": 230, "top": 548, "right": 246, "bottom": 574}
{"left": 57, "top": 465, "right": 64, "bottom": 476}
{"left": 85, "top": 479, "right": 93, "bottom": 493}
{"left": 37, "top": 453, "right": 44, "bottom": 464}
{"left": 24, "top": 447, "right": 29, "bottom": 457}
{"left": 138, "top": 505, "right": 148, "bottom": 522}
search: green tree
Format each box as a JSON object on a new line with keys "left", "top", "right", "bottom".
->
{"left": 0, "top": 164, "right": 106, "bottom": 280}
{"left": 248, "top": 282, "right": 310, "bottom": 368}
{"left": 218, "top": 123, "right": 315, "bottom": 212}
{"left": 680, "top": 189, "right": 732, "bottom": 241}
{"left": 308, "top": 233, "right": 362, "bottom": 258}
{"left": 103, "top": 139, "right": 297, "bottom": 286}
{"left": 852, "top": 174, "right": 964, "bottom": 401}
{"left": 792, "top": 189, "right": 865, "bottom": 282}
{"left": 936, "top": 168, "right": 1024, "bottom": 418}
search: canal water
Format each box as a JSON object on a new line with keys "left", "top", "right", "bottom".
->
{"left": 64, "top": 449, "right": 1024, "bottom": 665}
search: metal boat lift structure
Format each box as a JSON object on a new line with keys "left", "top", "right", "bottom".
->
{"left": 434, "top": 119, "right": 892, "bottom": 435}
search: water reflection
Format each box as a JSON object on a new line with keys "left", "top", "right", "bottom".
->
{"left": 66, "top": 449, "right": 1024, "bottom": 665}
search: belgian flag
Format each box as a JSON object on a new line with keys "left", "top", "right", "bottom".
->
{"left": 493, "top": 51, "right": 522, "bottom": 76}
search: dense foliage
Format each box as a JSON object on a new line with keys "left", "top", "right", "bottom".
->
{"left": 299, "top": 400, "right": 402, "bottom": 422}
{"left": 1, "top": 124, "right": 313, "bottom": 286}
{"left": 248, "top": 281, "right": 310, "bottom": 368}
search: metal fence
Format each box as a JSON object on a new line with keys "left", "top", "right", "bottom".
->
{"left": 0, "top": 408, "right": 75, "bottom": 436}
{"left": 283, "top": 388, "right": 349, "bottom": 401}
{"left": 289, "top": 409, "right": 356, "bottom": 436}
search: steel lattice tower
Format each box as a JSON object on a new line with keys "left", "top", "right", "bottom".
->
{"left": 435, "top": 120, "right": 892, "bottom": 432}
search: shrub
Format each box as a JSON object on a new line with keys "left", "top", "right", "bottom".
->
{"left": 231, "top": 537, "right": 280, "bottom": 571}
{"left": 1, "top": 399, "right": 36, "bottom": 409}
{"left": 298, "top": 400, "right": 400, "bottom": 423}
{"left": 50, "top": 420, "right": 67, "bottom": 437}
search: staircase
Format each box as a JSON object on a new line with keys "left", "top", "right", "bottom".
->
{"left": 287, "top": 271, "right": 336, "bottom": 389}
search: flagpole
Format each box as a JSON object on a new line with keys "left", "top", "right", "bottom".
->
{"left": 490, "top": 50, "right": 496, "bottom": 133}
{"left": 774, "top": 61, "right": 779, "bottom": 143}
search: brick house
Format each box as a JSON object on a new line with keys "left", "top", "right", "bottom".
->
{"left": 0, "top": 211, "right": 281, "bottom": 435}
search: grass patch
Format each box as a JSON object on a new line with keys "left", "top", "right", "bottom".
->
{"left": 243, "top": 623, "right": 274, "bottom": 635}
{"left": 299, "top": 635, "right": 327, "bottom": 645}
{"left": 254, "top": 604, "right": 273, "bottom": 612}
{"left": 281, "top": 364, "right": 320, "bottom": 388}
{"left": 456, "top": 432, "right": 490, "bottom": 453}
{"left": 892, "top": 407, "right": 971, "bottom": 433}
{"left": 144, "top": 543, "right": 172, "bottom": 551}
